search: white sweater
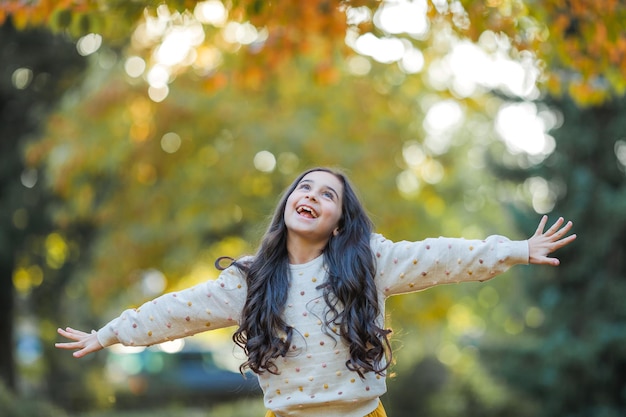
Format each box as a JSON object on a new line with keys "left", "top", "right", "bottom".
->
{"left": 97, "top": 233, "right": 529, "bottom": 417}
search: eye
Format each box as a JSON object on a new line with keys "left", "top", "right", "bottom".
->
{"left": 322, "top": 190, "right": 334, "bottom": 199}
{"left": 299, "top": 183, "right": 311, "bottom": 190}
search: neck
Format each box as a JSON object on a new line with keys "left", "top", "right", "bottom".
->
{"left": 286, "top": 233, "right": 327, "bottom": 265}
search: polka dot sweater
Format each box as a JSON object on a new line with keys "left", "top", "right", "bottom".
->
{"left": 97, "top": 233, "right": 528, "bottom": 417}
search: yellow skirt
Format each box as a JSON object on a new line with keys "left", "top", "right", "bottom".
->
{"left": 264, "top": 401, "right": 387, "bottom": 417}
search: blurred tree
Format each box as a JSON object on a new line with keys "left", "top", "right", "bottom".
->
{"left": 479, "top": 94, "right": 626, "bottom": 415}
{"left": 452, "top": 0, "right": 626, "bottom": 104}
{"left": 1, "top": 0, "right": 624, "bottom": 105}
{"left": 0, "top": 19, "right": 85, "bottom": 390}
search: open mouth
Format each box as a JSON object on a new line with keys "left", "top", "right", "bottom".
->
{"left": 296, "top": 205, "right": 318, "bottom": 218}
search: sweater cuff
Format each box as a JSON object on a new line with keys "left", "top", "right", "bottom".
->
{"left": 510, "top": 239, "right": 530, "bottom": 265}
{"left": 96, "top": 320, "right": 119, "bottom": 348}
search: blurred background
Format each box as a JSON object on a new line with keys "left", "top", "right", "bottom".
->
{"left": 1, "top": 1, "right": 625, "bottom": 416}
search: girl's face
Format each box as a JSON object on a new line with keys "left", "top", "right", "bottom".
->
{"left": 284, "top": 170, "right": 344, "bottom": 245}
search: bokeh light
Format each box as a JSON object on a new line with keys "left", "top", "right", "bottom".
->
{"left": 148, "top": 84, "right": 169, "bottom": 102}
{"left": 76, "top": 33, "right": 102, "bottom": 56}
{"left": 11, "top": 67, "right": 33, "bottom": 89}
{"left": 254, "top": 150, "right": 277, "bottom": 173}
{"left": 495, "top": 102, "right": 556, "bottom": 158}
{"left": 158, "top": 339, "right": 185, "bottom": 353}
{"left": 346, "top": 55, "right": 372, "bottom": 76}
{"left": 399, "top": 47, "right": 424, "bottom": 74}
{"left": 20, "top": 168, "right": 38, "bottom": 188}
{"left": 525, "top": 306, "right": 545, "bottom": 328}
{"left": 437, "top": 342, "right": 461, "bottom": 365}
{"left": 402, "top": 141, "right": 426, "bottom": 167}
{"left": 277, "top": 152, "right": 300, "bottom": 174}
{"left": 423, "top": 100, "right": 463, "bottom": 155}
{"left": 524, "top": 176, "right": 557, "bottom": 214}
{"left": 125, "top": 56, "right": 147, "bottom": 78}
{"left": 354, "top": 33, "right": 406, "bottom": 64}
{"left": 374, "top": 0, "right": 429, "bottom": 38}
{"left": 222, "top": 21, "right": 262, "bottom": 45}
{"left": 12, "top": 265, "right": 43, "bottom": 294}
{"left": 146, "top": 64, "right": 170, "bottom": 88}
{"left": 161, "top": 132, "right": 182, "bottom": 153}
{"left": 478, "top": 286, "right": 500, "bottom": 308}
{"left": 447, "top": 303, "right": 486, "bottom": 337}
{"left": 155, "top": 24, "right": 204, "bottom": 66}
{"left": 140, "top": 268, "right": 167, "bottom": 296}
{"left": 45, "top": 233, "right": 69, "bottom": 269}
{"left": 194, "top": 0, "right": 228, "bottom": 26}
{"left": 396, "top": 169, "right": 421, "bottom": 197}
{"left": 346, "top": 6, "right": 372, "bottom": 25}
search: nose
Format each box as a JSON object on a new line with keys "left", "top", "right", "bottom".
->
{"left": 305, "top": 193, "right": 317, "bottom": 201}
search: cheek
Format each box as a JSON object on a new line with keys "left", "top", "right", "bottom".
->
{"left": 284, "top": 194, "right": 300, "bottom": 216}
{"left": 331, "top": 206, "right": 343, "bottom": 226}
{"left": 285, "top": 193, "right": 298, "bottom": 208}
{"left": 284, "top": 200, "right": 295, "bottom": 216}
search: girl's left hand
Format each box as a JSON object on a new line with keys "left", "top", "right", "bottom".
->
{"left": 528, "top": 215, "right": 576, "bottom": 266}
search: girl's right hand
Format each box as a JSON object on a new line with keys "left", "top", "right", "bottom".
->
{"left": 55, "top": 327, "right": 104, "bottom": 358}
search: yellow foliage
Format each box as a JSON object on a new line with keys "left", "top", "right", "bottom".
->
{"left": 45, "top": 232, "right": 69, "bottom": 269}
{"left": 12, "top": 265, "right": 44, "bottom": 294}
{"left": 2, "top": 0, "right": 623, "bottom": 105}
{"left": 453, "top": 0, "right": 626, "bottom": 105}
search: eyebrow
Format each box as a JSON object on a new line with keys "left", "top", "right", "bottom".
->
{"left": 300, "top": 179, "right": 340, "bottom": 200}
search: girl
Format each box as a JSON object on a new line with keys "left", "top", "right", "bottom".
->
{"left": 56, "top": 167, "right": 576, "bottom": 417}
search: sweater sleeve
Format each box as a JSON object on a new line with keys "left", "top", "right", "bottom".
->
{"left": 96, "top": 264, "right": 247, "bottom": 348}
{"left": 371, "top": 233, "right": 529, "bottom": 298}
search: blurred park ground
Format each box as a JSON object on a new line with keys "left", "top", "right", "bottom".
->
{"left": 1, "top": 1, "right": 625, "bottom": 416}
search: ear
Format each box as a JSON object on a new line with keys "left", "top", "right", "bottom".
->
{"left": 333, "top": 228, "right": 340, "bottom": 236}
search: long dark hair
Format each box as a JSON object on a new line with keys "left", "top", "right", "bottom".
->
{"left": 224, "top": 167, "right": 391, "bottom": 377}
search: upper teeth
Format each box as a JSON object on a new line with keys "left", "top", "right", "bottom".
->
{"left": 297, "top": 206, "right": 317, "bottom": 217}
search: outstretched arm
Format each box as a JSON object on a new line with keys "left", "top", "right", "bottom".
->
{"left": 528, "top": 216, "right": 576, "bottom": 266}
{"left": 55, "top": 327, "right": 104, "bottom": 358}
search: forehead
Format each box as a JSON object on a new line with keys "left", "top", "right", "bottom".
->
{"left": 299, "top": 171, "right": 343, "bottom": 194}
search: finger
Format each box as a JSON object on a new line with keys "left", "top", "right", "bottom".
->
{"left": 73, "top": 348, "right": 91, "bottom": 358}
{"left": 534, "top": 215, "right": 548, "bottom": 237}
{"left": 58, "top": 327, "right": 79, "bottom": 336}
{"left": 73, "top": 341, "right": 103, "bottom": 358}
{"left": 57, "top": 328, "right": 85, "bottom": 341}
{"left": 57, "top": 328, "right": 77, "bottom": 341}
{"left": 552, "top": 221, "right": 574, "bottom": 240}
{"left": 559, "top": 221, "right": 574, "bottom": 235}
{"left": 547, "top": 257, "right": 560, "bottom": 266}
{"left": 535, "top": 256, "right": 560, "bottom": 266}
{"left": 55, "top": 341, "right": 84, "bottom": 350}
{"left": 545, "top": 217, "right": 565, "bottom": 236}
{"left": 551, "top": 233, "right": 577, "bottom": 249}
